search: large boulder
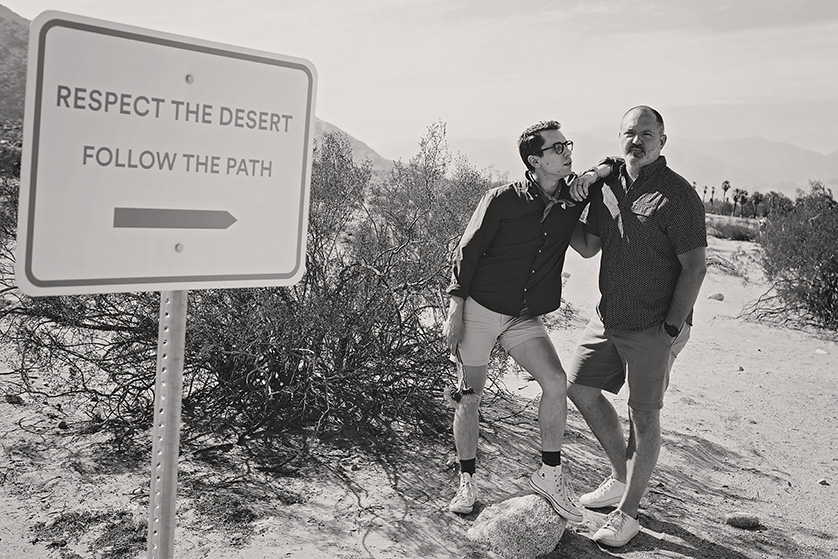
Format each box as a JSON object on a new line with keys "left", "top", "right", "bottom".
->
{"left": 467, "top": 494, "right": 567, "bottom": 559}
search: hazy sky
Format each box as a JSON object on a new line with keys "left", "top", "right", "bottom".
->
{"left": 5, "top": 0, "right": 838, "bottom": 159}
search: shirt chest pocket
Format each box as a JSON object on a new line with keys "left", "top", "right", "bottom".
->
{"left": 630, "top": 194, "right": 664, "bottom": 225}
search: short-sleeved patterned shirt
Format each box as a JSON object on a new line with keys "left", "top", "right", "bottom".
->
{"left": 585, "top": 156, "right": 706, "bottom": 331}
{"left": 447, "top": 174, "right": 587, "bottom": 317}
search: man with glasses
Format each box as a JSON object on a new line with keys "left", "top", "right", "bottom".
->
{"left": 567, "top": 106, "right": 707, "bottom": 546}
{"left": 444, "top": 120, "right": 604, "bottom": 520}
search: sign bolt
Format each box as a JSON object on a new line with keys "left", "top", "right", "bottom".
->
{"left": 175, "top": 243, "right": 184, "bottom": 253}
{"left": 185, "top": 74, "right": 194, "bottom": 84}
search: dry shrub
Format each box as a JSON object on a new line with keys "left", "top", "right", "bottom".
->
{"left": 0, "top": 123, "right": 501, "bottom": 453}
{"left": 751, "top": 181, "right": 838, "bottom": 331}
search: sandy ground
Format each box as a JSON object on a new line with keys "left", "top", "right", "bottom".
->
{"left": 1, "top": 235, "right": 836, "bottom": 559}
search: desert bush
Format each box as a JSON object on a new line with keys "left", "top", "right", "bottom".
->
{"left": 709, "top": 222, "right": 758, "bottom": 242}
{"left": 0, "top": 124, "right": 497, "bottom": 450}
{"left": 0, "top": 120, "right": 23, "bottom": 177}
{"left": 752, "top": 181, "right": 838, "bottom": 330}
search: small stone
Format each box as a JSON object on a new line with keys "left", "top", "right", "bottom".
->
{"left": 725, "top": 512, "right": 760, "bottom": 529}
{"left": 707, "top": 293, "right": 725, "bottom": 301}
{"left": 815, "top": 349, "right": 828, "bottom": 355}
{"left": 818, "top": 479, "right": 830, "bottom": 486}
{"left": 4, "top": 394, "right": 24, "bottom": 405}
{"left": 57, "top": 420, "right": 69, "bottom": 430}
{"left": 737, "top": 366, "right": 744, "bottom": 371}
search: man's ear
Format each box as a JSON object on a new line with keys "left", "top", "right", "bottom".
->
{"left": 660, "top": 134, "right": 667, "bottom": 149}
{"left": 528, "top": 154, "right": 540, "bottom": 168}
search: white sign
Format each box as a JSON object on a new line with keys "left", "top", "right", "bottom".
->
{"left": 16, "top": 11, "right": 317, "bottom": 295}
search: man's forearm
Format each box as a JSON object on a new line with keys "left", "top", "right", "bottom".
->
{"left": 448, "top": 295, "right": 465, "bottom": 315}
{"left": 666, "top": 249, "right": 707, "bottom": 328}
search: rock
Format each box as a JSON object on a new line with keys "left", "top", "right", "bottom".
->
{"left": 818, "top": 479, "right": 830, "bottom": 486}
{"left": 57, "top": 420, "right": 69, "bottom": 430}
{"left": 725, "top": 512, "right": 760, "bottom": 529}
{"left": 737, "top": 366, "right": 744, "bottom": 371}
{"left": 815, "top": 349, "right": 828, "bottom": 355}
{"left": 467, "top": 494, "right": 567, "bottom": 559}
{"left": 707, "top": 293, "right": 725, "bottom": 301}
{"left": 4, "top": 394, "right": 24, "bottom": 405}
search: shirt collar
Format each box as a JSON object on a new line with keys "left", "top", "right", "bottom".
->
{"left": 620, "top": 155, "right": 667, "bottom": 182}
{"left": 524, "top": 171, "right": 577, "bottom": 221}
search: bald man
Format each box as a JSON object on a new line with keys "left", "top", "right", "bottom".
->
{"left": 567, "top": 106, "right": 708, "bottom": 547}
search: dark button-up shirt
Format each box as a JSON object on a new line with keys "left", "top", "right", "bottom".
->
{"left": 447, "top": 174, "right": 587, "bottom": 317}
{"left": 586, "top": 156, "right": 706, "bottom": 330}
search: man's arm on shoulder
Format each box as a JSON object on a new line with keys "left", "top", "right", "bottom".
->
{"left": 569, "top": 157, "right": 624, "bottom": 202}
{"left": 569, "top": 220, "right": 601, "bottom": 258}
{"left": 665, "top": 246, "right": 707, "bottom": 329}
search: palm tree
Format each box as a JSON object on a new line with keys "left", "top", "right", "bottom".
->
{"left": 750, "top": 191, "right": 764, "bottom": 218}
{"left": 732, "top": 188, "right": 749, "bottom": 217}
{"left": 721, "top": 180, "right": 731, "bottom": 202}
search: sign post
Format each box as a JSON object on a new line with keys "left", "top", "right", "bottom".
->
{"left": 147, "top": 291, "right": 187, "bottom": 559}
{"left": 17, "top": 12, "right": 317, "bottom": 559}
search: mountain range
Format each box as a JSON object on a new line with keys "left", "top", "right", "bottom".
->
{"left": 2, "top": 4, "right": 836, "bottom": 199}
{"left": 446, "top": 130, "right": 838, "bottom": 199}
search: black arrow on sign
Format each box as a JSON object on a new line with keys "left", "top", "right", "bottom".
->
{"left": 113, "top": 208, "right": 237, "bottom": 229}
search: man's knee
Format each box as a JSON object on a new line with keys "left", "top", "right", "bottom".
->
{"left": 567, "top": 382, "right": 599, "bottom": 407}
{"left": 537, "top": 370, "right": 568, "bottom": 399}
{"left": 629, "top": 406, "right": 660, "bottom": 432}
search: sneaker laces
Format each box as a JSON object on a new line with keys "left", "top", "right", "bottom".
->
{"left": 455, "top": 476, "right": 473, "bottom": 500}
{"left": 603, "top": 510, "right": 628, "bottom": 532}
{"left": 559, "top": 465, "right": 576, "bottom": 502}
{"left": 595, "top": 475, "right": 619, "bottom": 495}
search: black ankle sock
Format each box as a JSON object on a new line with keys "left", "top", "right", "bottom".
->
{"left": 541, "top": 451, "right": 561, "bottom": 467}
{"left": 459, "top": 458, "right": 476, "bottom": 475}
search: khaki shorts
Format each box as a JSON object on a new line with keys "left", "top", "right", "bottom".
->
{"left": 456, "top": 297, "right": 550, "bottom": 367}
{"left": 567, "top": 313, "right": 690, "bottom": 410}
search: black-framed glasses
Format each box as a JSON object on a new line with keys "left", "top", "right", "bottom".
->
{"left": 541, "top": 140, "right": 573, "bottom": 155}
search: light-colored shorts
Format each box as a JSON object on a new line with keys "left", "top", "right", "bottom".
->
{"left": 456, "top": 297, "right": 550, "bottom": 367}
{"left": 567, "top": 313, "right": 690, "bottom": 410}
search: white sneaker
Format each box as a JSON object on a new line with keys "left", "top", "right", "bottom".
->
{"left": 529, "top": 464, "right": 583, "bottom": 522}
{"left": 592, "top": 509, "right": 640, "bottom": 547}
{"left": 579, "top": 475, "right": 626, "bottom": 508}
{"left": 448, "top": 472, "right": 476, "bottom": 514}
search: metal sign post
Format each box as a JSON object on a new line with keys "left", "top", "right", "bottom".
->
{"left": 147, "top": 290, "right": 188, "bottom": 559}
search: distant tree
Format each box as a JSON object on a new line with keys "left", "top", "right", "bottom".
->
{"left": 721, "top": 180, "right": 731, "bottom": 202}
{"left": 710, "top": 186, "right": 716, "bottom": 208}
{"left": 764, "top": 191, "right": 794, "bottom": 217}
{"left": 732, "top": 189, "right": 749, "bottom": 217}
{"left": 750, "top": 191, "right": 765, "bottom": 218}
{"left": 702, "top": 185, "right": 707, "bottom": 202}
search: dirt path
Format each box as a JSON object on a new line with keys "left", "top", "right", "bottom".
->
{"left": 1, "top": 236, "right": 836, "bottom": 559}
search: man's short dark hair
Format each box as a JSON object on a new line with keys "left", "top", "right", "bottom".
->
{"left": 518, "top": 120, "right": 561, "bottom": 171}
{"left": 623, "top": 105, "right": 665, "bottom": 135}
